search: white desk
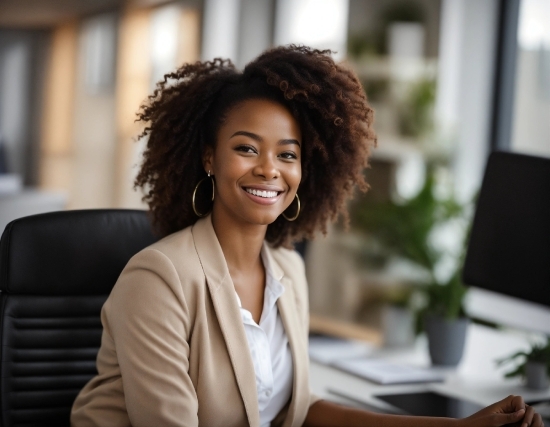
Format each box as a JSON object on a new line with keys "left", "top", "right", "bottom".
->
{"left": 310, "top": 323, "right": 550, "bottom": 414}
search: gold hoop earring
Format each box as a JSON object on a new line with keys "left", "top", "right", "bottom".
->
{"left": 282, "top": 193, "right": 300, "bottom": 221}
{"left": 192, "top": 171, "right": 215, "bottom": 217}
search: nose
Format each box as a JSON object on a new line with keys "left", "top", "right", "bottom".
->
{"left": 253, "top": 153, "right": 280, "bottom": 180}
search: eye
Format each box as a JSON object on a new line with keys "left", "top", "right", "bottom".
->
{"left": 279, "top": 151, "right": 298, "bottom": 160}
{"left": 235, "top": 144, "right": 257, "bottom": 154}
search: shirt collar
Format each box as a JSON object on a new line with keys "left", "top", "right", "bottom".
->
{"left": 234, "top": 246, "right": 285, "bottom": 320}
{"left": 261, "top": 245, "right": 285, "bottom": 301}
{"left": 261, "top": 241, "right": 285, "bottom": 282}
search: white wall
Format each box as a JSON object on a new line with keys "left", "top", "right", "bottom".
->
{"left": 435, "top": 0, "right": 499, "bottom": 203}
{"left": 201, "top": 0, "right": 241, "bottom": 62}
{"left": 237, "top": 0, "right": 273, "bottom": 68}
{"left": 274, "top": 0, "right": 349, "bottom": 61}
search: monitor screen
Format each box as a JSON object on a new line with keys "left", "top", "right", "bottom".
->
{"left": 463, "top": 151, "right": 550, "bottom": 307}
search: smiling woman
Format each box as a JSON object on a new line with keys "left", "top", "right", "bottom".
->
{"left": 70, "top": 45, "right": 543, "bottom": 427}
{"left": 132, "top": 45, "right": 375, "bottom": 248}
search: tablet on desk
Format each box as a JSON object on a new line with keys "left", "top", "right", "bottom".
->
{"left": 327, "top": 389, "right": 483, "bottom": 417}
{"left": 330, "top": 389, "right": 550, "bottom": 422}
{"left": 374, "top": 391, "right": 484, "bottom": 418}
{"left": 375, "top": 392, "right": 550, "bottom": 422}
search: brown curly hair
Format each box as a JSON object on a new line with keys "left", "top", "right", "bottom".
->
{"left": 134, "top": 45, "right": 376, "bottom": 248}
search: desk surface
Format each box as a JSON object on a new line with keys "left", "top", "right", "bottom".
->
{"left": 310, "top": 323, "right": 550, "bottom": 413}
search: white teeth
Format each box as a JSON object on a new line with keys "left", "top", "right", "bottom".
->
{"left": 246, "top": 188, "right": 278, "bottom": 198}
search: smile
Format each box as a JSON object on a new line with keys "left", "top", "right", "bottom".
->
{"left": 245, "top": 188, "right": 279, "bottom": 198}
{"left": 242, "top": 186, "right": 284, "bottom": 206}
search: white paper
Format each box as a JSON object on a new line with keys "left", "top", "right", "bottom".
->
{"left": 308, "top": 336, "right": 374, "bottom": 365}
{"left": 332, "top": 357, "right": 445, "bottom": 385}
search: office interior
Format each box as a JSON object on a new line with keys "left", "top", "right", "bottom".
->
{"left": 1, "top": 0, "right": 549, "bottom": 418}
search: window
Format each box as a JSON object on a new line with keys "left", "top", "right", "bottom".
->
{"left": 493, "top": 0, "right": 550, "bottom": 157}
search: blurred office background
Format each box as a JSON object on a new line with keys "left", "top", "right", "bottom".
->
{"left": 0, "top": 0, "right": 549, "bottom": 341}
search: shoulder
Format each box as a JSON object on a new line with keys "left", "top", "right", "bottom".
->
{"left": 127, "top": 224, "right": 202, "bottom": 277}
{"left": 147, "top": 224, "right": 196, "bottom": 261}
{"left": 105, "top": 224, "right": 203, "bottom": 331}
{"left": 114, "top": 224, "right": 205, "bottom": 304}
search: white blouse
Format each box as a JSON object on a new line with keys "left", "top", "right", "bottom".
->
{"left": 235, "top": 249, "right": 294, "bottom": 427}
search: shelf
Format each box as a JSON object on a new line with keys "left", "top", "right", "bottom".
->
{"left": 310, "top": 313, "right": 382, "bottom": 346}
{"left": 346, "top": 57, "right": 438, "bottom": 81}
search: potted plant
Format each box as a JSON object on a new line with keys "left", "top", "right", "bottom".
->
{"left": 497, "top": 339, "right": 550, "bottom": 390}
{"left": 351, "top": 165, "right": 470, "bottom": 366}
{"left": 378, "top": 285, "right": 418, "bottom": 348}
{"left": 420, "top": 269, "right": 469, "bottom": 366}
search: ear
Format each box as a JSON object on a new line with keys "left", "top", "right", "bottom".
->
{"left": 202, "top": 146, "right": 214, "bottom": 175}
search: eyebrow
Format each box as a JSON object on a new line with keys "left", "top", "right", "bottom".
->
{"left": 229, "top": 130, "right": 301, "bottom": 147}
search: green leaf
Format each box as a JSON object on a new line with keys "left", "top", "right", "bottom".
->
{"left": 495, "top": 337, "right": 550, "bottom": 380}
{"left": 496, "top": 351, "right": 528, "bottom": 366}
{"left": 350, "top": 165, "right": 470, "bottom": 326}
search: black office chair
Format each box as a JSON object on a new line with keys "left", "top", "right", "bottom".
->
{"left": 0, "top": 209, "right": 158, "bottom": 427}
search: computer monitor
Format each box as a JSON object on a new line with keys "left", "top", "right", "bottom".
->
{"left": 463, "top": 151, "right": 550, "bottom": 308}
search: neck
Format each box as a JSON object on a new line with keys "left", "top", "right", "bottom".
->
{"left": 210, "top": 208, "right": 267, "bottom": 274}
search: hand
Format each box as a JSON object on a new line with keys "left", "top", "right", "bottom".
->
{"left": 457, "top": 395, "right": 544, "bottom": 427}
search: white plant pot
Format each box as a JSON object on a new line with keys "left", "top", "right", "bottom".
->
{"left": 525, "top": 361, "right": 550, "bottom": 390}
{"left": 382, "top": 305, "right": 415, "bottom": 348}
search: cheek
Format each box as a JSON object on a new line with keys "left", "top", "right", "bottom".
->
{"left": 286, "top": 164, "right": 302, "bottom": 189}
{"left": 213, "top": 154, "right": 249, "bottom": 183}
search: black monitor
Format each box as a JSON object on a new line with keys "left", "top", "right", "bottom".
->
{"left": 463, "top": 151, "right": 550, "bottom": 308}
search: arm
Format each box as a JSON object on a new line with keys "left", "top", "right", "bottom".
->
{"left": 303, "top": 400, "right": 457, "bottom": 427}
{"left": 303, "top": 395, "right": 543, "bottom": 427}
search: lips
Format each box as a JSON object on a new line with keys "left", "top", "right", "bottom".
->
{"left": 242, "top": 186, "right": 284, "bottom": 205}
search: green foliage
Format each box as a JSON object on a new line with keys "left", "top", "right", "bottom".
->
{"left": 398, "top": 79, "right": 436, "bottom": 138}
{"left": 348, "top": 2, "right": 425, "bottom": 58}
{"left": 496, "top": 339, "right": 550, "bottom": 378}
{"left": 360, "top": 78, "right": 390, "bottom": 103}
{"left": 351, "top": 166, "right": 468, "bottom": 323}
{"left": 364, "top": 284, "right": 420, "bottom": 310}
{"left": 348, "top": 33, "right": 381, "bottom": 58}
{"left": 385, "top": 285, "right": 417, "bottom": 309}
{"left": 352, "top": 168, "right": 461, "bottom": 274}
{"left": 382, "top": 2, "right": 425, "bottom": 23}
{"left": 414, "top": 270, "right": 468, "bottom": 334}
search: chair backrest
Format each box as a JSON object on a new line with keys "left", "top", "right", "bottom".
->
{"left": 0, "top": 209, "right": 158, "bottom": 427}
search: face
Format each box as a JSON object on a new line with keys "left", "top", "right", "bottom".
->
{"left": 203, "top": 98, "right": 302, "bottom": 227}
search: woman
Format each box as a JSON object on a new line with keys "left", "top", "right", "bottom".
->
{"left": 71, "top": 45, "right": 543, "bottom": 427}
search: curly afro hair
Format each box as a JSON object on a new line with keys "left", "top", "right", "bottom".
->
{"left": 134, "top": 45, "right": 376, "bottom": 248}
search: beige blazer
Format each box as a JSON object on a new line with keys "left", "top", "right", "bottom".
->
{"left": 71, "top": 215, "right": 319, "bottom": 427}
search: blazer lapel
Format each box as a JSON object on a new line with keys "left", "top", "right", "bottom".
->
{"left": 191, "top": 216, "right": 260, "bottom": 427}
{"left": 267, "top": 250, "right": 309, "bottom": 427}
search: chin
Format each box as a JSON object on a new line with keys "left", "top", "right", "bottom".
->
{"left": 241, "top": 210, "right": 281, "bottom": 226}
